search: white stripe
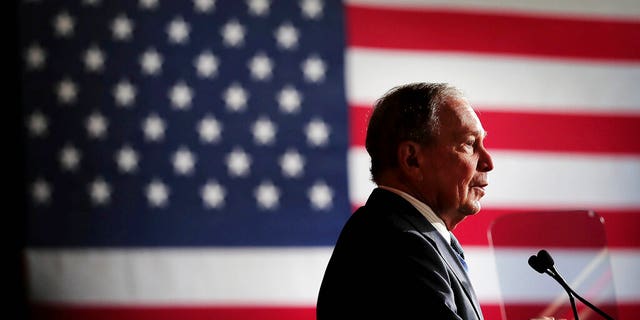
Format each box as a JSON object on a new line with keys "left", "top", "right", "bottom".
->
{"left": 347, "top": 0, "right": 640, "bottom": 20}
{"left": 348, "top": 148, "right": 640, "bottom": 208}
{"left": 346, "top": 49, "right": 640, "bottom": 114}
{"left": 467, "top": 247, "right": 640, "bottom": 303}
{"left": 26, "top": 247, "right": 640, "bottom": 304}
{"left": 26, "top": 247, "right": 331, "bottom": 305}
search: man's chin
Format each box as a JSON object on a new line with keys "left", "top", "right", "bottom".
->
{"left": 459, "top": 201, "right": 482, "bottom": 215}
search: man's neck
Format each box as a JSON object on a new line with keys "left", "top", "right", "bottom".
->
{"left": 378, "top": 186, "right": 452, "bottom": 244}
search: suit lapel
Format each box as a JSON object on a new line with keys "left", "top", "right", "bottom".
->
{"left": 426, "top": 229, "right": 483, "bottom": 320}
{"left": 372, "top": 189, "right": 483, "bottom": 320}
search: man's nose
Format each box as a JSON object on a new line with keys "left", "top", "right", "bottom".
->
{"left": 478, "top": 146, "right": 494, "bottom": 172}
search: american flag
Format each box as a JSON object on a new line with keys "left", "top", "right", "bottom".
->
{"left": 21, "top": 0, "right": 640, "bottom": 319}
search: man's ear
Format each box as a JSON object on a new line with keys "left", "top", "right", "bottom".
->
{"left": 397, "top": 141, "right": 422, "bottom": 177}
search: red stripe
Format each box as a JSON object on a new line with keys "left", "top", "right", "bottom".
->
{"left": 350, "top": 202, "right": 639, "bottom": 248}
{"left": 483, "top": 302, "right": 629, "bottom": 320}
{"left": 348, "top": 105, "right": 370, "bottom": 147}
{"left": 29, "top": 303, "right": 640, "bottom": 320}
{"left": 612, "top": 303, "right": 640, "bottom": 320}
{"left": 454, "top": 208, "right": 640, "bottom": 248}
{"left": 346, "top": 5, "right": 640, "bottom": 61}
{"left": 30, "top": 305, "right": 315, "bottom": 320}
{"left": 350, "top": 105, "right": 640, "bottom": 154}
{"left": 479, "top": 110, "right": 640, "bottom": 154}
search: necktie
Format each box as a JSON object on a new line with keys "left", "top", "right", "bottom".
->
{"left": 450, "top": 233, "right": 468, "bottom": 272}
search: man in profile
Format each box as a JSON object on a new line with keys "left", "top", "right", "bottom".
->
{"left": 317, "top": 83, "right": 493, "bottom": 319}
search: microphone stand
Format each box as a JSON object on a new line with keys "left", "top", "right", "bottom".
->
{"left": 543, "top": 268, "right": 579, "bottom": 320}
{"left": 547, "top": 266, "right": 615, "bottom": 320}
{"left": 529, "top": 250, "right": 616, "bottom": 320}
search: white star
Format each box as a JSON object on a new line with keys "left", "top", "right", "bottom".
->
{"left": 277, "top": 85, "right": 302, "bottom": 114}
{"left": 139, "top": 0, "right": 159, "bottom": 10}
{"left": 83, "top": 45, "right": 106, "bottom": 72}
{"left": 142, "top": 113, "right": 166, "bottom": 142}
{"left": 140, "top": 47, "right": 163, "bottom": 76}
{"left": 194, "top": 0, "right": 215, "bottom": 13}
{"left": 247, "top": 52, "right": 273, "bottom": 81}
{"left": 279, "top": 149, "right": 305, "bottom": 178}
{"left": 247, "top": 0, "right": 270, "bottom": 16}
{"left": 300, "top": 0, "right": 323, "bottom": 20}
{"left": 26, "top": 111, "right": 48, "bottom": 137}
{"left": 115, "top": 145, "right": 139, "bottom": 173}
{"left": 82, "top": 0, "right": 102, "bottom": 6}
{"left": 201, "top": 180, "right": 226, "bottom": 209}
{"left": 301, "top": 55, "right": 327, "bottom": 83}
{"left": 274, "top": 22, "right": 299, "bottom": 50}
{"left": 31, "top": 178, "right": 52, "bottom": 205}
{"left": 305, "top": 118, "right": 330, "bottom": 147}
{"left": 197, "top": 115, "right": 222, "bottom": 143}
{"left": 25, "top": 43, "right": 47, "bottom": 70}
{"left": 168, "top": 81, "right": 194, "bottom": 110}
{"left": 85, "top": 111, "right": 108, "bottom": 139}
{"left": 113, "top": 79, "right": 137, "bottom": 107}
{"left": 226, "top": 147, "right": 251, "bottom": 177}
{"left": 172, "top": 146, "right": 196, "bottom": 175}
{"left": 167, "top": 16, "right": 190, "bottom": 44}
{"left": 254, "top": 180, "right": 280, "bottom": 210}
{"left": 221, "top": 19, "right": 246, "bottom": 48}
{"left": 89, "top": 177, "right": 111, "bottom": 206}
{"left": 222, "top": 82, "right": 249, "bottom": 112}
{"left": 252, "top": 116, "right": 277, "bottom": 145}
{"left": 59, "top": 143, "right": 81, "bottom": 171}
{"left": 53, "top": 11, "right": 75, "bottom": 38}
{"left": 146, "top": 179, "right": 170, "bottom": 208}
{"left": 194, "top": 50, "right": 219, "bottom": 78}
{"left": 56, "top": 77, "right": 78, "bottom": 105}
{"left": 308, "top": 180, "right": 333, "bottom": 210}
{"left": 111, "top": 14, "right": 134, "bottom": 41}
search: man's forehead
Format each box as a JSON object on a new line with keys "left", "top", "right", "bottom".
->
{"left": 439, "top": 98, "right": 484, "bottom": 129}
{"left": 439, "top": 99, "right": 480, "bottom": 123}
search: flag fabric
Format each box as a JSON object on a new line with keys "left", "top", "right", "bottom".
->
{"left": 21, "top": 0, "right": 640, "bottom": 319}
{"left": 346, "top": 1, "right": 640, "bottom": 318}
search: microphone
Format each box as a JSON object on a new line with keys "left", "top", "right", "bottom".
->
{"left": 527, "top": 250, "right": 615, "bottom": 320}
{"left": 527, "top": 254, "right": 548, "bottom": 274}
{"left": 537, "top": 249, "right": 555, "bottom": 269}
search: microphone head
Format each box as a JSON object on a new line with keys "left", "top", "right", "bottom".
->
{"left": 528, "top": 255, "right": 547, "bottom": 273}
{"left": 537, "top": 250, "right": 555, "bottom": 268}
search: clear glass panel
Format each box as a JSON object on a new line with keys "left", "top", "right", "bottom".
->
{"left": 489, "top": 211, "right": 618, "bottom": 320}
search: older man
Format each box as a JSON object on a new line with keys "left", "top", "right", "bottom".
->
{"left": 317, "top": 83, "right": 493, "bottom": 319}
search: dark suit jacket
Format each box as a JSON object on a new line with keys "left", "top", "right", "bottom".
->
{"left": 317, "top": 188, "right": 484, "bottom": 320}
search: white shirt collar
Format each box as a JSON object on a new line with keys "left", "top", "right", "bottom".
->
{"left": 378, "top": 186, "right": 451, "bottom": 244}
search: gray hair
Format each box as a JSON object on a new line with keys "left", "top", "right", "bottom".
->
{"left": 365, "top": 82, "right": 463, "bottom": 183}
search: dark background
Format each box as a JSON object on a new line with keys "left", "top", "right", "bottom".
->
{"left": 11, "top": 0, "right": 28, "bottom": 318}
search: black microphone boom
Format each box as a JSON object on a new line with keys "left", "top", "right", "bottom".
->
{"left": 528, "top": 249, "right": 615, "bottom": 320}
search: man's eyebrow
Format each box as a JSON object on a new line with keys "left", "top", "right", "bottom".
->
{"left": 454, "top": 127, "right": 487, "bottom": 138}
{"left": 468, "top": 129, "right": 486, "bottom": 137}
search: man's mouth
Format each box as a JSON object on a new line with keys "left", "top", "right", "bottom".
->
{"left": 470, "top": 183, "right": 488, "bottom": 195}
